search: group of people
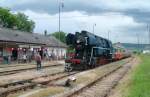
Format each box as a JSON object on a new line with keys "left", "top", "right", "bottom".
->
{"left": 19, "top": 51, "right": 42, "bottom": 70}
{"left": 21, "top": 51, "right": 43, "bottom": 70}
{"left": 2, "top": 48, "right": 64, "bottom": 70}
{"left": 43, "top": 51, "right": 57, "bottom": 61}
{"left": 18, "top": 50, "right": 33, "bottom": 63}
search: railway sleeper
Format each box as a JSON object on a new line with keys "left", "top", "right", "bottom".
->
{"left": 74, "top": 62, "right": 132, "bottom": 97}
{"left": 0, "top": 72, "right": 79, "bottom": 97}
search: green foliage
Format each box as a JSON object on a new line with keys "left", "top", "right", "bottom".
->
{"left": 67, "top": 46, "right": 75, "bottom": 53}
{"left": 51, "top": 31, "right": 66, "bottom": 43}
{"left": 0, "top": 8, "right": 17, "bottom": 28}
{"left": 132, "top": 50, "right": 141, "bottom": 55}
{"left": 126, "top": 54, "right": 150, "bottom": 97}
{"left": 0, "top": 7, "right": 35, "bottom": 32}
{"left": 15, "top": 13, "right": 35, "bottom": 32}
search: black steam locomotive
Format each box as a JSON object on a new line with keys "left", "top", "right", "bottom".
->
{"left": 65, "top": 30, "right": 114, "bottom": 71}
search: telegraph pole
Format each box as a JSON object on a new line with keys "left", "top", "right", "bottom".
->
{"left": 58, "top": 1, "right": 60, "bottom": 33}
{"left": 58, "top": 0, "right": 64, "bottom": 39}
{"left": 58, "top": 0, "right": 64, "bottom": 40}
{"left": 58, "top": 0, "right": 64, "bottom": 59}
{"left": 108, "top": 30, "right": 110, "bottom": 40}
{"left": 92, "top": 23, "right": 96, "bottom": 34}
{"left": 147, "top": 24, "right": 150, "bottom": 49}
{"left": 136, "top": 33, "right": 140, "bottom": 53}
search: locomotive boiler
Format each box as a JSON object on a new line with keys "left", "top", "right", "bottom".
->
{"left": 65, "top": 30, "right": 113, "bottom": 71}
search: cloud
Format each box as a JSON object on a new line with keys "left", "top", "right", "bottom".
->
{"left": 1, "top": 0, "right": 150, "bottom": 23}
{"left": 7, "top": 0, "right": 108, "bottom": 15}
{"left": 1, "top": 0, "right": 150, "bottom": 43}
{"left": 122, "top": 9, "right": 150, "bottom": 24}
{"left": 1, "top": 0, "right": 150, "bottom": 25}
{"left": 22, "top": 10, "right": 146, "bottom": 43}
{"left": 1, "top": 0, "right": 150, "bottom": 14}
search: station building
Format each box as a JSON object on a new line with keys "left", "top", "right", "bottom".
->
{"left": 0, "top": 28, "right": 67, "bottom": 64}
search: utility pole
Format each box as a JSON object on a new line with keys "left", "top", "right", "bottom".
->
{"left": 59, "top": 1, "right": 60, "bottom": 33}
{"left": 58, "top": 0, "right": 64, "bottom": 39}
{"left": 136, "top": 33, "right": 140, "bottom": 52}
{"left": 147, "top": 24, "right": 150, "bottom": 50}
{"left": 108, "top": 30, "right": 110, "bottom": 40}
{"left": 58, "top": 0, "right": 64, "bottom": 59}
{"left": 92, "top": 23, "right": 96, "bottom": 34}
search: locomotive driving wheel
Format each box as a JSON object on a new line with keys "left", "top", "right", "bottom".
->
{"left": 65, "top": 63, "right": 73, "bottom": 72}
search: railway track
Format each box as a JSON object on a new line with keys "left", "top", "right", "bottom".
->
{"left": 0, "top": 61, "right": 62, "bottom": 68}
{"left": 55, "top": 57, "right": 134, "bottom": 97}
{"left": 0, "top": 63, "right": 62, "bottom": 76}
{"left": 0, "top": 57, "right": 133, "bottom": 97}
{"left": 71, "top": 60, "right": 133, "bottom": 97}
{"left": 0, "top": 70, "right": 80, "bottom": 97}
{"left": 0, "top": 64, "right": 30, "bottom": 68}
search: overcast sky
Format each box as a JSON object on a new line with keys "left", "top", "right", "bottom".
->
{"left": 0, "top": 0, "right": 150, "bottom": 43}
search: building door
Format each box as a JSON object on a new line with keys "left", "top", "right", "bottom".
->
{"left": 12, "top": 49, "right": 18, "bottom": 61}
{"left": 0, "top": 48, "right": 3, "bottom": 63}
{"left": 0, "top": 48, "right": 2, "bottom": 57}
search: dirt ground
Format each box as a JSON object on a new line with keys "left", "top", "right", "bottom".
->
{"left": 0, "top": 61, "right": 64, "bottom": 85}
{"left": 0, "top": 61, "right": 64, "bottom": 72}
{"left": 108, "top": 56, "right": 140, "bottom": 97}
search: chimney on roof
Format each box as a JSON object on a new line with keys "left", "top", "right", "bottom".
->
{"left": 44, "top": 30, "right": 47, "bottom": 36}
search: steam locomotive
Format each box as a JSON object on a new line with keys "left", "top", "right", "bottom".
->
{"left": 65, "top": 30, "right": 130, "bottom": 71}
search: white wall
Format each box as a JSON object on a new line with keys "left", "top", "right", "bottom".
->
{"left": 47, "top": 47, "right": 66, "bottom": 59}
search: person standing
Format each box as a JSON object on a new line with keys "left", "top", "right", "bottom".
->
{"left": 27, "top": 50, "right": 32, "bottom": 63}
{"left": 23, "top": 53, "right": 27, "bottom": 63}
{"left": 48, "top": 51, "right": 52, "bottom": 61}
{"left": 35, "top": 53, "right": 42, "bottom": 70}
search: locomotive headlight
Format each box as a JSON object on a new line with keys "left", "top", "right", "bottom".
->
{"left": 77, "top": 40, "right": 80, "bottom": 43}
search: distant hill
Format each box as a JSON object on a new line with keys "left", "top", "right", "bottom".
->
{"left": 121, "top": 43, "right": 150, "bottom": 51}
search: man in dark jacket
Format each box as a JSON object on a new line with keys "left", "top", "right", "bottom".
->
{"left": 35, "top": 53, "right": 42, "bottom": 70}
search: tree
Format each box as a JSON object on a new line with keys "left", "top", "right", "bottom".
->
{"left": 0, "top": 7, "right": 35, "bottom": 33}
{"left": 51, "top": 31, "right": 66, "bottom": 43}
{"left": 0, "top": 7, "right": 17, "bottom": 28}
{"left": 15, "top": 13, "right": 35, "bottom": 33}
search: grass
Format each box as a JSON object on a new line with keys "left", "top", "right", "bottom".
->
{"left": 8, "top": 87, "right": 65, "bottom": 97}
{"left": 26, "top": 87, "right": 65, "bottom": 97}
{"left": 126, "top": 54, "right": 150, "bottom": 97}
